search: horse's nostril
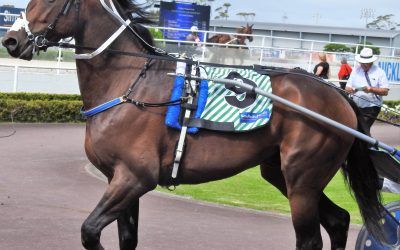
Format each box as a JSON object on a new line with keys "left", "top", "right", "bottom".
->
{"left": 2, "top": 37, "right": 18, "bottom": 49}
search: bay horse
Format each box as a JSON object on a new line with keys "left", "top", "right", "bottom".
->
{"left": 207, "top": 24, "right": 254, "bottom": 46}
{"left": 2, "top": 0, "right": 386, "bottom": 249}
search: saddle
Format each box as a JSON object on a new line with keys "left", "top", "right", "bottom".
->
{"left": 165, "top": 63, "right": 274, "bottom": 134}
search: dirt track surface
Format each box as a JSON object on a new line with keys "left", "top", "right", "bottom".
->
{"left": 0, "top": 123, "right": 398, "bottom": 249}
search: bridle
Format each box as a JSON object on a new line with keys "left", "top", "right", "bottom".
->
{"left": 38, "top": 0, "right": 80, "bottom": 48}
{"left": 17, "top": 0, "right": 173, "bottom": 60}
{"left": 9, "top": 0, "right": 80, "bottom": 53}
{"left": 24, "top": 0, "right": 81, "bottom": 49}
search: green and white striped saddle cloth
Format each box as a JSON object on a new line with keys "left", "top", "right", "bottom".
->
{"left": 196, "top": 66, "right": 273, "bottom": 132}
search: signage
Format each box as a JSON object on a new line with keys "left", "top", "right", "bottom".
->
{"left": 0, "top": 6, "right": 24, "bottom": 27}
{"left": 378, "top": 61, "right": 400, "bottom": 83}
{"left": 158, "top": 1, "right": 210, "bottom": 41}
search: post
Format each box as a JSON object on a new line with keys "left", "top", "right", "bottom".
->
{"left": 259, "top": 36, "right": 265, "bottom": 64}
{"left": 354, "top": 44, "right": 360, "bottom": 68}
{"left": 57, "top": 47, "right": 62, "bottom": 75}
{"left": 307, "top": 41, "right": 314, "bottom": 72}
{"left": 201, "top": 30, "right": 207, "bottom": 61}
{"left": 13, "top": 65, "right": 19, "bottom": 93}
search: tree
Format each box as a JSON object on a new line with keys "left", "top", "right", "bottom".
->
{"left": 214, "top": 2, "right": 231, "bottom": 20}
{"left": 236, "top": 12, "right": 256, "bottom": 21}
{"left": 367, "top": 14, "right": 400, "bottom": 30}
{"left": 351, "top": 42, "right": 381, "bottom": 55}
{"left": 323, "top": 43, "right": 351, "bottom": 53}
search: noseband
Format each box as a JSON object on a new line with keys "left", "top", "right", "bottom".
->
{"left": 20, "top": 0, "right": 80, "bottom": 49}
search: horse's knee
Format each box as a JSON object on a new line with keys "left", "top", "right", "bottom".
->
{"left": 81, "top": 219, "right": 103, "bottom": 250}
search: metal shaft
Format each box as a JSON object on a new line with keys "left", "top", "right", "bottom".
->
{"left": 168, "top": 73, "right": 399, "bottom": 157}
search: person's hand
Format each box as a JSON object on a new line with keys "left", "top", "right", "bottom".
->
{"left": 363, "top": 86, "right": 373, "bottom": 93}
{"left": 345, "top": 86, "right": 355, "bottom": 93}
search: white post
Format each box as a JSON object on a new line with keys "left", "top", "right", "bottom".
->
{"left": 307, "top": 41, "right": 314, "bottom": 72}
{"left": 13, "top": 65, "right": 19, "bottom": 93}
{"left": 354, "top": 45, "right": 360, "bottom": 68}
{"left": 201, "top": 31, "right": 207, "bottom": 61}
{"left": 259, "top": 36, "right": 265, "bottom": 64}
{"left": 57, "top": 47, "right": 62, "bottom": 75}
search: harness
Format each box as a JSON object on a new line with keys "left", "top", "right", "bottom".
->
{"left": 80, "top": 59, "right": 183, "bottom": 117}
{"left": 18, "top": 0, "right": 81, "bottom": 50}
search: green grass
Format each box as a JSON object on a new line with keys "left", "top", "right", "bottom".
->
{"left": 157, "top": 167, "right": 400, "bottom": 224}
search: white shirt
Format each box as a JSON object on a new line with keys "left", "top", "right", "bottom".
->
{"left": 347, "top": 64, "right": 389, "bottom": 108}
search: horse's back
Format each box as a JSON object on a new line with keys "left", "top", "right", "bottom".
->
{"left": 207, "top": 34, "right": 231, "bottom": 44}
{"left": 270, "top": 71, "right": 357, "bottom": 130}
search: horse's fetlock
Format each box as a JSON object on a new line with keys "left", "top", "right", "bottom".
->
{"left": 81, "top": 222, "right": 101, "bottom": 249}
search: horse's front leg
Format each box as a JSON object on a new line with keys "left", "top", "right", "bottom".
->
{"left": 81, "top": 164, "right": 155, "bottom": 250}
{"left": 117, "top": 199, "right": 140, "bottom": 250}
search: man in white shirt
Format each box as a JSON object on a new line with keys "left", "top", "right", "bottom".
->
{"left": 345, "top": 48, "right": 390, "bottom": 135}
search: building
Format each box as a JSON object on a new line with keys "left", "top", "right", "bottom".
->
{"left": 210, "top": 20, "right": 400, "bottom": 56}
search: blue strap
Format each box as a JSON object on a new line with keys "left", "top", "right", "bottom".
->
{"left": 81, "top": 97, "right": 126, "bottom": 118}
{"left": 394, "top": 150, "right": 400, "bottom": 162}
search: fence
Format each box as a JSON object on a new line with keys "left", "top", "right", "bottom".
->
{"left": 150, "top": 26, "right": 400, "bottom": 84}
{"left": 0, "top": 23, "right": 399, "bottom": 99}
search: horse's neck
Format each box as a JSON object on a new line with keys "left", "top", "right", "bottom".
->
{"left": 74, "top": 20, "right": 150, "bottom": 109}
{"left": 236, "top": 36, "right": 245, "bottom": 45}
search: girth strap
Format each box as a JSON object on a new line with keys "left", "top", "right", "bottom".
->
{"left": 81, "top": 97, "right": 126, "bottom": 117}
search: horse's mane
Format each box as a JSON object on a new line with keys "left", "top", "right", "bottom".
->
{"left": 115, "top": 0, "right": 156, "bottom": 52}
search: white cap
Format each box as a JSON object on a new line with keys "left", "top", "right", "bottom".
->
{"left": 190, "top": 26, "right": 199, "bottom": 32}
{"left": 355, "top": 48, "right": 378, "bottom": 64}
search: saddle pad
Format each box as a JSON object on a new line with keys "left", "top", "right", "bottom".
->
{"left": 199, "top": 66, "right": 273, "bottom": 131}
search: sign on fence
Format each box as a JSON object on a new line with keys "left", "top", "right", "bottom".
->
{"left": 158, "top": 1, "right": 210, "bottom": 41}
{"left": 379, "top": 61, "right": 400, "bottom": 83}
{"left": 0, "top": 6, "right": 24, "bottom": 27}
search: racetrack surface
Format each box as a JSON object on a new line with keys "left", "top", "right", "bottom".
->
{"left": 0, "top": 123, "right": 398, "bottom": 249}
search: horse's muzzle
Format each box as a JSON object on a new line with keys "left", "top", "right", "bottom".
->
{"left": 2, "top": 31, "right": 34, "bottom": 60}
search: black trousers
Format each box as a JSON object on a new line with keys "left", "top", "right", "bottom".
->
{"left": 359, "top": 106, "right": 381, "bottom": 135}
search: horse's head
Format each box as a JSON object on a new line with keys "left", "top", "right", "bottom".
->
{"left": 2, "top": 0, "right": 81, "bottom": 60}
{"left": 236, "top": 23, "right": 253, "bottom": 43}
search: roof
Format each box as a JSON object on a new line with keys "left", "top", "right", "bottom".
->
{"left": 210, "top": 20, "right": 400, "bottom": 39}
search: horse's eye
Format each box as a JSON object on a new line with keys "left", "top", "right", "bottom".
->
{"left": 48, "top": 0, "right": 56, "bottom": 3}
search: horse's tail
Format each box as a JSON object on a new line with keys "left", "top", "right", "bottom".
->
{"left": 342, "top": 100, "right": 385, "bottom": 242}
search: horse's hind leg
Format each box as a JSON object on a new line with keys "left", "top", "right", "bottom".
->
{"left": 117, "top": 199, "right": 139, "bottom": 250}
{"left": 81, "top": 165, "right": 154, "bottom": 250}
{"left": 260, "top": 163, "right": 349, "bottom": 250}
{"left": 259, "top": 162, "right": 322, "bottom": 249}
{"left": 319, "top": 194, "right": 350, "bottom": 250}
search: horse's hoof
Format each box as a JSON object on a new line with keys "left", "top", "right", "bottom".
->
{"left": 86, "top": 245, "right": 104, "bottom": 250}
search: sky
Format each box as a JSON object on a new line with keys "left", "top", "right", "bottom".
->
{"left": 3, "top": 0, "right": 400, "bottom": 29}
